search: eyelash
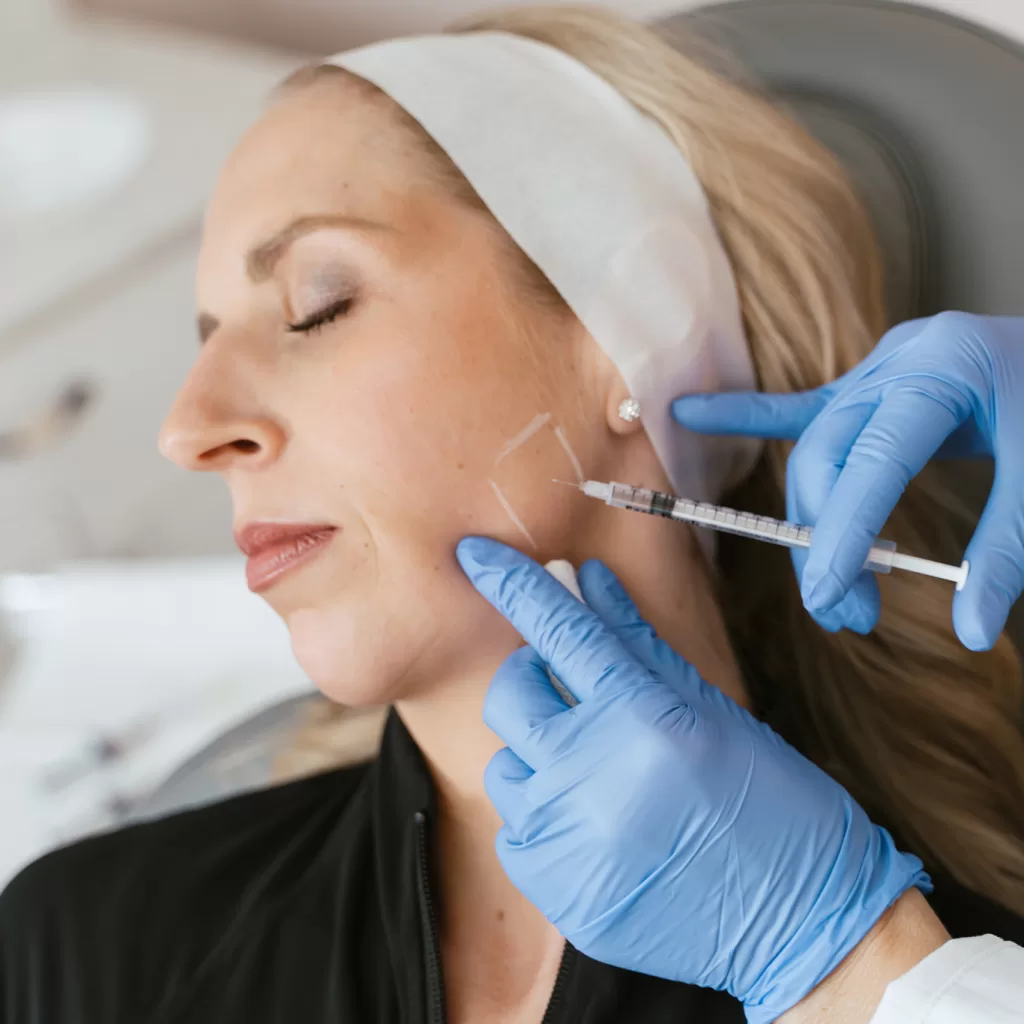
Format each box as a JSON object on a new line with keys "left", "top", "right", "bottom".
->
{"left": 286, "top": 297, "right": 353, "bottom": 334}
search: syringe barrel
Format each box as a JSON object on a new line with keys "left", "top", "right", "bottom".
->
{"left": 604, "top": 483, "right": 815, "bottom": 547}
{"left": 588, "top": 480, "right": 963, "bottom": 587}
{"left": 863, "top": 539, "right": 897, "bottom": 574}
{"left": 605, "top": 482, "right": 902, "bottom": 573}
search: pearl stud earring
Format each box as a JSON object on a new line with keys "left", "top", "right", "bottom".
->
{"left": 618, "top": 397, "right": 641, "bottom": 423}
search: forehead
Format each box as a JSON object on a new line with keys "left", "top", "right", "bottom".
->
{"left": 201, "top": 77, "right": 423, "bottom": 260}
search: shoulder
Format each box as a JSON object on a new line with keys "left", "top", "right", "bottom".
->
{"left": 0, "top": 762, "right": 371, "bottom": 1022}
{"left": 1, "top": 760, "right": 371, "bottom": 919}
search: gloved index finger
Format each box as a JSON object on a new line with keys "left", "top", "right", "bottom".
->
{"left": 457, "top": 536, "right": 644, "bottom": 704}
{"left": 671, "top": 388, "right": 830, "bottom": 440}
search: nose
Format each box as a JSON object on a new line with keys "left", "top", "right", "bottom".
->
{"left": 159, "top": 359, "right": 286, "bottom": 472}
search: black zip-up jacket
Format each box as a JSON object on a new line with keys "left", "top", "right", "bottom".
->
{"left": 2, "top": 709, "right": 1023, "bottom": 1023}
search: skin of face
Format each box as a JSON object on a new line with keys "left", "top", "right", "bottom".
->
{"left": 159, "top": 75, "right": 638, "bottom": 707}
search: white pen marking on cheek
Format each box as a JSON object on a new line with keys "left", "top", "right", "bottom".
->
{"left": 494, "top": 412, "right": 552, "bottom": 466}
{"left": 488, "top": 479, "right": 539, "bottom": 550}
{"left": 553, "top": 425, "right": 585, "bottom": 484}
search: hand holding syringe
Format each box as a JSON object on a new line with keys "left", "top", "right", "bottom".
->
{"left": 571, "top": 479, "right": 970, "bottom": 590}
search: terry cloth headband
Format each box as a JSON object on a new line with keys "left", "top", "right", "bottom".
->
{"left": 326, "top": 31, "right": 760, "bottom": 520}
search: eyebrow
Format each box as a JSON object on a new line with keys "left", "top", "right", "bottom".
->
{"left": 196, "top": 213, "right": 390, "bottom": 344}
{"left": 246, "top": 213, "right": 391, "bottom": 283}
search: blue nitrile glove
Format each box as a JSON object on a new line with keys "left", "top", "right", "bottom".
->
{"left": 457, "top": 537, "right": 929, "bottom": 1023}
{"left": 672, "top": 312, "right": 1024, "bottom": 650}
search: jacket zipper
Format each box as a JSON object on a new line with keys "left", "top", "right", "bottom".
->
{"left": 414, "top": 810, "right": 446, "bottom": 1024}
{"left": 540, "top": 943, "right": 573, "bottom": 1024}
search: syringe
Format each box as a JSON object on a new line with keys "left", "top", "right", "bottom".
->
{"left": 577, "top": 479, "right": 970, "bottom": 590}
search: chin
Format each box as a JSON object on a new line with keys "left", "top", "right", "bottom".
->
{"left": 287, "top": 597, "right": 471, "bottom": 708}
{"left": 287, "top": 605, "right": 400, "bottom": 707}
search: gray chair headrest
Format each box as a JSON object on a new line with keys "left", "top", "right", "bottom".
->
{"left": 659, "top": 0, "right": 1024, "bottom": 323}
{"left": 658, "top": 1, "right": 1024, "bottom": 646}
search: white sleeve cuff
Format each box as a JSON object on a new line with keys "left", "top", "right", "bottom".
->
{"left": 871, "top": 935, "right": 1024, "bottom": 1024}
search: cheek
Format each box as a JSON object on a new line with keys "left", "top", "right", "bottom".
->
{"left": 323, "top": 307, "right": 562, "bottom": 548}
{"left": 278, "top": 320, "right": 542, "bottom": 701}
{"left": 282, "top": 293, "right": 599, "bottom": 702}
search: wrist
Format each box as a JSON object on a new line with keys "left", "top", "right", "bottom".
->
{"left": 776, "top": 888, "right": 950, "bottom": 1024}
{"left": 739, "top": 817, "right": 930, "bottom": 1024}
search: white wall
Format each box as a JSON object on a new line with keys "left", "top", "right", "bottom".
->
{"left": 0, "top": 237, "right": 234, "bottom": 572}
{"left": 0, "top": 4, "right": 294, "bottom": 569}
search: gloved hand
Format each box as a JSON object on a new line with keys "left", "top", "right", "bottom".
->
{"left": 672, "top": 312, "right": 1024, "bottom": 650}
{"left": 457, "top": 536, "right": 928, "bottom": 1023}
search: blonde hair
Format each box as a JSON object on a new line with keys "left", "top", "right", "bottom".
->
{"left": 279, "top": 6, "right": 1024, "bottom": 912}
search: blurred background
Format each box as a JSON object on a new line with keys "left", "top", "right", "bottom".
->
{"left": 1, "top": 0, "right": 1022, "bottom": 889}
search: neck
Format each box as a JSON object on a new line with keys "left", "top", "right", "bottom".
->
{"left": 403, "top": 479, "right": 747, "bottom": 775}
{"left": 394, "top": 493, "right": 749, "bottom": 1015}
{"left": 396, "top": 493, "right": 747, "bottom": 885}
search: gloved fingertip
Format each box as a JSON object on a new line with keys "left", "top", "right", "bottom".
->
{"left": 843, "top": 577, "right": 881, "bottom": 634}
{"left": 807, "top": 577, "right": 879, "bottom": 635}
{"left": 811, "top": 607, "right": 846, "bottom": 633}
{"left": 578, "top": 559, "right": 626, "bottom": 601}
{"left": 485, "top": 747, "right": 532, "bottom": 789}
{"left": 954, "top": 618, "right": 993, "bottom": 651}
{"left": 963, "top": 632, "right": 996, "bottom": 653}
{"left": 953, "top": 602, "right": 999, "bottom": 652}
{"left": 670, "top": 393, "right": 713, "bottom": 424}
{"left": 802, "top": 571, "right": 846, "bottom": 615}
{"left": 845, "top": 604, "right": 879, "bottom": 635}
{"left": 456, "top": 535, "right": 518, "bottom": 576}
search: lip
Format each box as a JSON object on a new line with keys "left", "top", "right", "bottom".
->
{"left": 234, "top": 522, "right": 337, "bottom": 593}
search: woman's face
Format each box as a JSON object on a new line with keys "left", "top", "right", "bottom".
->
{"left": 159, "top": 75, "right": 618, "bottom": 705}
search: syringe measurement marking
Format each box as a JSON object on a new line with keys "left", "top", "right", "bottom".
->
{"left": 625, "top": 486, "right": 813, "bottom": 548}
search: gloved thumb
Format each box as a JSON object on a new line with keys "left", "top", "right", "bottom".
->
{"left": 484, "top": 746, "right": 534, "bottom": 840}
{"left": 671, "top": 387, "right": 831, "bottom": 440}
{"left": 954, "top": 468, "right": 1024, "bottom": 651}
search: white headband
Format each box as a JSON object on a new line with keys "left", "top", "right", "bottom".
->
{"left": 326, "top": 31, "right": 760, "bottom": 513}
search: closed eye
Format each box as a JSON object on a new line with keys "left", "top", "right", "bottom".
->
{"left": 286, "top": 297, "right": 354, "bottom": 334}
